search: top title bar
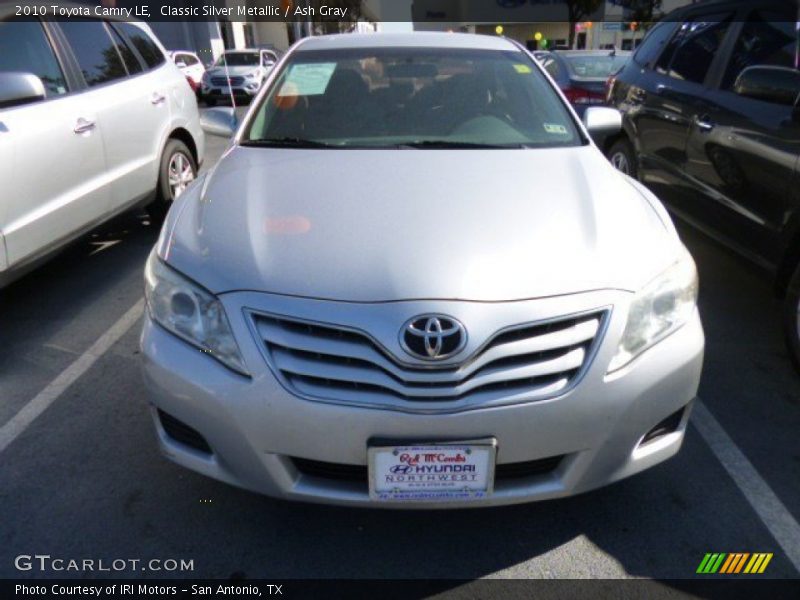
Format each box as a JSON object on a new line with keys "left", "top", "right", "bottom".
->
{"left": 8, "top": 0, "right": 790, "bottom": 24}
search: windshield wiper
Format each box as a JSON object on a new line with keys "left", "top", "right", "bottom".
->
{"left": 398, "top": 140, "right": 524, "bottom": 149}
{"left": 241, "top": 137, "right": 337, "bottom": 148}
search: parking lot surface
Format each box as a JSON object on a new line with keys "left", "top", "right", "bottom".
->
{"left": 1, "top": 108, "right": 799, "bottom": 581}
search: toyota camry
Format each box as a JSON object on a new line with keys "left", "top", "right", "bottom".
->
{"left": 141, "top": 33, "right": 704, "bottom": 507}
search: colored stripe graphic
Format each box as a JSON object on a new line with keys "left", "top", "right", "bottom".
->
{"left": 720, "top": 553, "right": 749, "bottom": 573}
{"left": 697, "top": 553, "right": 726, "bottom": 573}
{"left": 698, "top": 553, "right": 773, "bottom": 574}
{"left": 744, "top": 553, "right": 774, "bottom": 574}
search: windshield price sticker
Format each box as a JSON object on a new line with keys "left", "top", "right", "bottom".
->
{"left": 544, "top": 123, "right": 569, "bottom": 135}
{"left": 279, "top": 63, "right": 338, "bottom": 96}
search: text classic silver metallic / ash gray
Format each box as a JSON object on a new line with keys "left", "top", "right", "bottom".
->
{"left": 140, "top": 33, "right": 704, "bottom": 508}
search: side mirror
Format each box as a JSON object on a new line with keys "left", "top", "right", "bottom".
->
{"left": 200, "top": 107, "right": 237, "bottom": 138}
{"left": 0, "top": 72, "right": 46, "bottom": 109}
{"left": 734, "top": 66, "right": 800, "bottom": 106}
{"left": 583, "top": 106, "right": 622, "bottom": 142}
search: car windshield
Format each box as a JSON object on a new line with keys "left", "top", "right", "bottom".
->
{"left": 243, "top": 47, "right": 582, "bottom": 149}
{"left": 564, "top": 54, "right": 629, "bottom": 78}
{"left": 215, "top": 52, "right": 260, "bottom": 67}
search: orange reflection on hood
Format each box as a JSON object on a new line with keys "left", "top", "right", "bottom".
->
{"left": 274, "top": 82, "right": 300, "bottom": 110}
{"left": 264, "top": 215, "right": 312, "bottom": 235}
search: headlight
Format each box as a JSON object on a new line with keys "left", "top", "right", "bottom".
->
{"left": 608, "top": 249, "right": 698, "bottom": 373}
{"left": 144, "top": 251, "right": 248, "bottom": 376}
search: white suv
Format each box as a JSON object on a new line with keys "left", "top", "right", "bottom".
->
{"left": 0, "top": 16, "right": 204, "bottom": 286}
{"left": 201, "top": 49, "right": 278, "bottom": 105}
{"left": 169, "top": 50, "right": 205, "bottom": 97}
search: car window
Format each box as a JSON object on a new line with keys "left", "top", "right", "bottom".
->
{"left": 58, "top": 20, "right": 129, "bottom": 87}
{"left": 0, "top": 20, "right": 67, "bottom": 98}
{"left": 184, "top": 54, "right": 199, "bottom": 66}
{"left": 564, "top": 54, "right": 629, "bottom": 78}
{"left": 722, "top": 11, "right": 800, "bottom": 91}
{"left": 656, "top": 15, "right": 733, "bottom": 84}
{"left": 108, "top": 25, "right": 143, "bottom": 75}
{"left": 216, "top": 52, "right": 260, "bottom": 67}
{"left": 112, "top": 22, "right": 165, "bottom": 69}
{"left": 245, "top": 47, "right": 582, "bottom": 149}
{"left": 632, "top": 21, "right": 677, "bottom": 68}
{"left": 541, "top": 56, "right": 561, "bottom": 78}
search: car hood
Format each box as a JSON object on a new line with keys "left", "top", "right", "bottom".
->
{"left": 160, "top": 145, "right": 681, "bottom": 301}
{"left": 206, "top": 66, "right": 261, "bottom": 78}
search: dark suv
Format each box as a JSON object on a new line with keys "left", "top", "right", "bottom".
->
{"left": 605, "top": 0, "right": 800, "bottom": 369}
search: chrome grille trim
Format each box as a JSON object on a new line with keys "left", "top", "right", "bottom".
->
{"left": 211, "top": 76, "right": 244, "bottom": 86}
{"left": 248, "top": 308, "right": 609, "bottom": 413}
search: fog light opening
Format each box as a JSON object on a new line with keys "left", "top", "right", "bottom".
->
{"left": 639, "top": 407, "right": 686, "bottom": 447}
{"left": 158, "top": 409, "right": 213, "bottom": 455}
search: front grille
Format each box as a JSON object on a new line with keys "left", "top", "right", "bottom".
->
{"left": 494, "top": 455, "right": 565, "bottom": 479}
{"left": 292, "top": 458, "right": 367, "bottom": 482}
{"left": 158, "top": 410, "right": 212, "bottom": 455}
{"left": 292, "top": 455, "right": 564, "bottom": 484}
{"left": 211, "top": 76, "right": 244, "bottom": 86}
{"left": 252, "top": 310, "right": 606, "bottom": 409}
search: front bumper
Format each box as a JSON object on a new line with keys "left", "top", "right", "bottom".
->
{"left": 201, "top": 83, "right": 260, "bottom": 99}
{"left": 140, "top": 289, "right": 704, "bottom": 508}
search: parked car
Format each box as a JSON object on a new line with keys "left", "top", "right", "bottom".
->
{"left": 183, "top": 75, "right": 199, "bottom": 96}
{"left": 169, "top": 50, "right": 205, "bottom": 98}
{"left": 0, "top": 15, "right": 204, "bottom": 287}
{"left": 531, "top": 50, "right": 550, "bottom": 63}
{"left": 604, "top": 0, "right": 800, "bottom": 369}
{"left": 141, "top": 33, "right": 703, "bottom": 508}
{"left": 201, "top": 49, "right": 279, "bottom": 106}
{"left": 254, "top": 44, "right": 285, "bottom": 60}
{"left": 539, "top": 49, "right": 631, "bottom": 116}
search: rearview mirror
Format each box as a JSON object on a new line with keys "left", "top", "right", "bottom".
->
{"left": 0, "top": 72, "right": 46, "bottom": 109}
{"left": 734, "top": 66, "right": 800, "bottom": 106}
{"left": 387, "top": 63, "right": 438, "bottom": 78}
{"left": 200, "top": 107, "right": 238, "bottom": 138}
{"left": 583, "top": 106, "right": 621, "bottom": 143}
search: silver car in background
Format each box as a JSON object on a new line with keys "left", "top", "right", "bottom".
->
{"left": 141, "top": 33, "right": 704, "bottom": 508}
{"left": 201, "top": 49, "right": 278, "bottom": 105}
{"left": 0, "top": 16, "right": 203, "bottom": 285}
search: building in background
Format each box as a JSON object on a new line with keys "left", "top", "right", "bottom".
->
{"left": 95, "top": 0, "right": 405, "bottom": 63}
{"left": 148, "top": 22, "right": 225, "bottom": 65}
{"left": 412, "top": 0, "right": 700, "bottom": 50}
{"left": 146, "top": 1, "right": 291, "bottom": 64}
{"left": 363, "top": 0, "right": 414, "bottom": 30}
{"left": 204, "top": 0, "right": 290, "bottom": 56}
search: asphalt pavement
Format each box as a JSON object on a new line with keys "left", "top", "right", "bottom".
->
{"left": 1, "top": 108, "right": 799, "bottom": 582}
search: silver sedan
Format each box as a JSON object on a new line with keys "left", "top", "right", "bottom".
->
{"left": 140, "top": 33, "right": 704, "bottom": 508}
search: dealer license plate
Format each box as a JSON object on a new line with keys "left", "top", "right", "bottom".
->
{"left": 368, "top": 439, "right": 497, "bottom": 502}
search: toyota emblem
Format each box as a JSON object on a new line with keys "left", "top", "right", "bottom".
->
{"left": 400, "top": 315, "right": 467, "bottom": 360}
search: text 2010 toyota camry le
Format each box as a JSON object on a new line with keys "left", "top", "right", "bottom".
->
{"left": 141, "top": 33, "right": 704, "bottom": 508}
